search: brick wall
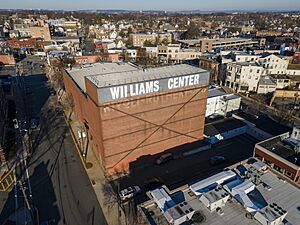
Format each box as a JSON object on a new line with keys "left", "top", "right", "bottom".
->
{"left": 63, "top": 69, "right": 208, "bottom": 174}
{"left": 254, "top": 147, "right": 300, "bottom": 184}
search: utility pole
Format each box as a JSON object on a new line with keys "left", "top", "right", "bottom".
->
{"left": 18, "top": 180, "right": 31, "bottom": 211}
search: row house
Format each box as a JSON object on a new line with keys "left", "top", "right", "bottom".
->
{"left": 258, "top": 54, "right": 289, "bottom": 75}
{"left": 225, "top": 54, "right": 290, "bottom": 93}
{"left": 226, "top": 62, "right": 265, "bottom": 92}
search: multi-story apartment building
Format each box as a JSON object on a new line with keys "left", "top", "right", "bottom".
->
{"left": 130, "top": 33, "right": 157, "bottom": 47}
{"left": 225, "top": 54, "right": 290, "bottom": 93}
{"left": 155, "top": 44, "right": 201, "bottom": 63}
{"left": 258, "top": 55, "right": 289, "bottom": 75}
{"left": 226, "top": 62, "right": 265, "bottom": 92}
{"left": 130, "top": 32, "right": 172, "bottom": 47}
{"left": 157, "top": 32, "right": 172, "bottom": 44}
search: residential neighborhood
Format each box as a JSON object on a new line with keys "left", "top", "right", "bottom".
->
{"left": 0, "top": 2, "right": 300, "bottom": 225}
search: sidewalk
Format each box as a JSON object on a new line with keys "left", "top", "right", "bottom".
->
{"left": 59, "top": 93, "right": 127, "bottom": 225}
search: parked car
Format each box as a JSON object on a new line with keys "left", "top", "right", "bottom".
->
{"left": 155, "top": 153, "right": 173, "bottom": 165}
{"left": 210, "top": 156, "right": 226, "bottom": 166}
{"left": 119, "top": 186, "right": 141, "bottom": 201}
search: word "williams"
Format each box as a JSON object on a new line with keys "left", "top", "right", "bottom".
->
{"left": 109, "top": 74, "right": 201, "bottom": 100}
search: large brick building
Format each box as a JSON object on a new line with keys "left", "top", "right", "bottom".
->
{"left": 63, "top": 62, "right": 209, "bottom": 174}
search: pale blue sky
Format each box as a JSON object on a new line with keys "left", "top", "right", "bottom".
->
{"left": 0, "top": 0, "right": 300, "bottom": 11}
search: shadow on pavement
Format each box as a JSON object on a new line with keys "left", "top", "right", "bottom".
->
{"left": 30, "top": 161, "right": 61, "bottom": 225}
{"left": 115, "top": 134, "right": 258, "bottom": 205}
{"left": 0, "top": 161, "right": 61, "bottom": 225}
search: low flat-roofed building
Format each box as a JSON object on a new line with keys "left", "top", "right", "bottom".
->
{"left": 254, "top": 127, "right": 300, "bottom": 185}
{"left": 206, "top": 88, "right": 241, "bottom": 117}
{"left": 138, "top": 162, "right": 300, "bottom": 225}
{"left": 148, "top": 187, "right": 195, "bottom": 225}
{"left": 199, "top": 186, "right": 230, "bottom": 211}
{"left": 270, "top": 74, "right": 291, "bottom": 89}
{"left": 286, "top": 64, "right": 300, "bottom": 76}
{"left": 257, "top": 76, "right": 277, "bottom": 94}
{"left": 189, "top": 170, "right": 236, "bottom": 196}
{"left": 204, "top": 117, "right": 248, "bottom": 144}
{"left": 235, "top": 112, "right": 290, "bottom": 137}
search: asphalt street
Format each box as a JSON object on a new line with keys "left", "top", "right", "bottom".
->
{"left": 0, "top": 56, "right": 108, "bottom": 225}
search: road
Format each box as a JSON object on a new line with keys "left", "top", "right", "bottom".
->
{"left": 0, "top": 56, "right": 108, "bottom": 225}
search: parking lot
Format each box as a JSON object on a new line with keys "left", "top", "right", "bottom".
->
{"left": 116, "top": 133, "right": 259, "bottom": 204}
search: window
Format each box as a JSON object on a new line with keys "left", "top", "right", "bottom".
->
{"left": 257, "top": 69, "right": 260, "bottom": 73}
{"left": 250, "top": 69, "right": 253, "bottom": 73}
{"left": 285, "top": 171, "right": 293, "bottom": 178}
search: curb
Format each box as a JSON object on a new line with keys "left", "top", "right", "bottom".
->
{"left": 62, "top": 112, "right": 87, "bottom": 171}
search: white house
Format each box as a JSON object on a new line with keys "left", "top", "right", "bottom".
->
{"left": 258, "top": 54, "right": 289, "bottom": 75}
{"left": 257, "top": 76, "right": 277, "bottom": 94}
{"left": 226, "top": 62, "right": 265, "bottom": 92}
{"left": 206, "top": 88, "right": 241, "bottom": 117}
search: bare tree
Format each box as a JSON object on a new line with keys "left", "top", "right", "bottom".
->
{"left": 65, "top": 93, "right": 75, "bottom": 121}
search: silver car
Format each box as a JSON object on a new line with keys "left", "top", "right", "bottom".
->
{"left": 119, "top": 186, "right": 141, "bottom": 201}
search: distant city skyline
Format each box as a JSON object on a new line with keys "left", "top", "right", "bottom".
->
{"left": 1, "top": 0, "right": 300, "bottom": 11}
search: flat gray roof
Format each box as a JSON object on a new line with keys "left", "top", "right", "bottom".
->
{"left": 66, "top": 62, "right": 138, "bottom": 91}
{"left": 66, "top": 62, "right": 207, "bottom": 90}
{"left": 259, "top": 76, "right": 277, "bottom": 86}
{"left": 208, "top": 88, "right": 226, "bottom": 98}
{"left": 140, "top": 170, "right": 300, "bottom": 225}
